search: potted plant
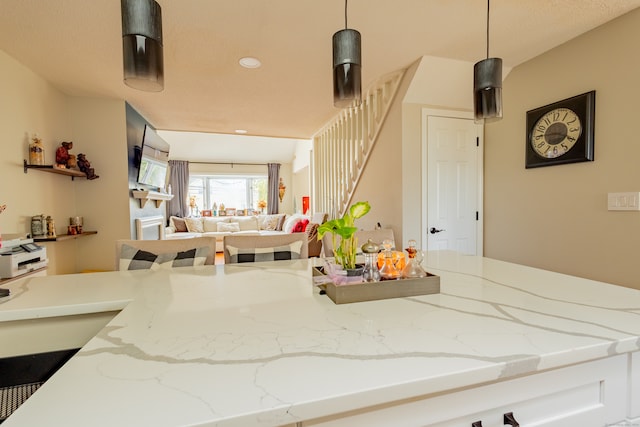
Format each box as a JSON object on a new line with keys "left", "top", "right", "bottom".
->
{"left": 317, "top": 201, "right": 371, "bottom": 271}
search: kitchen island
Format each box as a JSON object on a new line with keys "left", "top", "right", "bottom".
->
{"left": 1, "top": 251, "right": 639, "bottom": 426}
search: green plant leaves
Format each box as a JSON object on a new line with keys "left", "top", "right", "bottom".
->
{"left": 315, "top": 201, "right": 371, "bottom": 270}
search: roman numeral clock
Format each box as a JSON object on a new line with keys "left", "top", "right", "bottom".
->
{"left": 525, "top": 91, "right": 595, "bottom": 168}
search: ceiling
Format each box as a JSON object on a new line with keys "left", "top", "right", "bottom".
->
{"left": 1, "top": 0, "right": 639, "bottom": 159}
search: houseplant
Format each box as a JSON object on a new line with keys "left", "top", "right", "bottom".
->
{"left": 317, "top": 201, "right": 371, "bottom": 270}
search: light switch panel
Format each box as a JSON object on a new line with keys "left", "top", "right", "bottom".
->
{"left": 608, "top": 192, "right": 640, "bottom": 211}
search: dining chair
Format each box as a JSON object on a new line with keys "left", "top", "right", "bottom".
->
{"left": 223, "top": 233, "right": 308, "bottom": 264}
{"left": 115, "top": 237, "right": 217, "bottom": 271}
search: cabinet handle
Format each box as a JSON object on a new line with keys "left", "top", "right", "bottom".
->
{"left": 470, "top": 412, "right": 519, "bottom": 427}
{"left": 503, "top": 412, "right": 520, "bottom": 426}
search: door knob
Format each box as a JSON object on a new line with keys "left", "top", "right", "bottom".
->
{"left": 429, "top": 227, "right": 444, "bottom": 234}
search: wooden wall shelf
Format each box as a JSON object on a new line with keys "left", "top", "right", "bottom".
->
{"left": 132, "top": 190, "right": 173, "bottom": 208}
{"left": 33, "top": 231, "right": 97, "bottom": 242}
{"left": 24, "top": 160, "right": 86, "bottom": 180}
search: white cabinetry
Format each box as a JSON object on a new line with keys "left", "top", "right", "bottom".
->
{"left": 629, "top": 352, "right": 640, "bottom": 421}
{"left": 303, "top": 355, "right": 629, "bottom": 427}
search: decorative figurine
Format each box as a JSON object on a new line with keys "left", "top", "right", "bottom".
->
{"left": 77, "top": 153, "right": 99, "bottom": 180}
{"left": 46, "top": 215, "right": 56, "bottom": 238}
{"left": 55, "top": 141, "right": 73, "bottom": 168}
{"left": 278, "top": 177, "right": 286, "bottom": 202}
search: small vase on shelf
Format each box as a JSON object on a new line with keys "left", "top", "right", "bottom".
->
{"left": 29, "top": 134, "right": 45, "bottom": 165}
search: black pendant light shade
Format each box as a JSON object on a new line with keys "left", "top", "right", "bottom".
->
{"left": 473, "top": 0, "right": 502, "bottom": 122}
{"left": 121, "top": 0, "right": 164, "bottom": 92}
{"left": 333, "top": 0, "right": 361, "bottom": 111}
{"left": 333, "top": 28, "right": 361, "bottom": 108}
{"left": 474, "top": 57, "right": 502, "bottom": 122}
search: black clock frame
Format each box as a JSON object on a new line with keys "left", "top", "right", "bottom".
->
{"left": 525, "top": 90, "right": 595, "bottom": 168}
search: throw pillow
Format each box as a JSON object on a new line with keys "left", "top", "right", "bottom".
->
{"left": 235, "top": 216, "right": 259, "bottom": 231}
{"left": 217, "top": 222, "right": 241, "bottom": 232}
{"left": 258, "top": 214, "right": 280, "bottom": 231}
{"left": 291, "top": 218, "right": 309, "bottom": 233}
{"left": 306, "top": 222, "right": 319, "bottom": 239}
{"left": 282, "top": 214, "right": 310, "bottom": 233}
{"left": 171, "top": 216, "right": 188, "bottom": 232}
{"left": 202, "top": 217, "right": 229, "bottom": 232}
{"left": 119, "top": 244, "right": 209, "bottom": 271}
{"left": 184, "top": 217, "right": 204, "bottom": 233}
{"left": 225, "top": 240, "right": 303, "bottom": 264}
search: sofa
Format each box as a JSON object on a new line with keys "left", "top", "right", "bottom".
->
{"left": 165, "top": 213, "right": 327, "bottom": 254}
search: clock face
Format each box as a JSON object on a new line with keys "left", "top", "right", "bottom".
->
{"left": 530, "top": 107, "right": 582, "bottom": 159}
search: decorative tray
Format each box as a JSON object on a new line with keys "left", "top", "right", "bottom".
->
{"left": 313, "top": 267, "right": 440, "bottom": 304}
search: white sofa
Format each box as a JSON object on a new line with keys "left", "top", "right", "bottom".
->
{"left": 165, "top": 213, "right": 317, "bottom": 253}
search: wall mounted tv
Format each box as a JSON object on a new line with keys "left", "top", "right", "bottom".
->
{"left": 137, "top": 125, "right": 170, "bottom": 190}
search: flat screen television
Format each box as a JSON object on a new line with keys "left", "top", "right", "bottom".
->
{"left": 137, "top": 125, "right": 170, "bottom": 190}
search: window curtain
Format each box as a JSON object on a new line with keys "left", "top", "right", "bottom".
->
{"left": 166, "top": 160, "right": 189, "bottom": 219}
{"left": 267, "top": 163, "right": 280, "bottom": 214}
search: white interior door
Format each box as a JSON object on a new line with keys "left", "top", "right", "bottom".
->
{"left": 426, "top": 115, "right": 481, "bottom": 255}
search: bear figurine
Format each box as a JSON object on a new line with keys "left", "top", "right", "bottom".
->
{"left": 77, "top": 153, "right": 99, "bottom": 180}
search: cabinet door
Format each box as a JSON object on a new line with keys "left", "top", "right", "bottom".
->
{"left": 302, "top": 355, "right": 628, "bottom": 427}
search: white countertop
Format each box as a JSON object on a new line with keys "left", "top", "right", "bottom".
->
{"left": 2, "top": 251, "right": 640, "bottom": 426}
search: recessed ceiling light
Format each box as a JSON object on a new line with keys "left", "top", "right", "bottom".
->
{"left": 239, "top": 57, "right": 261, "bottom": 69}
{"left": 235, "top": 129, "right": 248, "bottom": 134}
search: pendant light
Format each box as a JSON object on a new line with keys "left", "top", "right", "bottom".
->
{"left": 121, "top": 0, "right": 164, "bottom": 92}
{"left": 473, "top": 0, "right": 502, "bottom": 122}
{"left": 332, "top": 0, "right": 361, "bottom": 108}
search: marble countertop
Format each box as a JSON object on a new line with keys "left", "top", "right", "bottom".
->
{"left": 2, "top": 251, "right": 640, "bottom": 426}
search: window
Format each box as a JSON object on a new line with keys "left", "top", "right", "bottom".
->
{"left": 189, "top": 175, "right": 267, "bottom": 213}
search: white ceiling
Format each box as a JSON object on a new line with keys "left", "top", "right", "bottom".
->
{"left": 159, "top": 130, "right": 305, "bottom": 164}
{"left": 1, "top": 0, "right": 639, "bottom": 162}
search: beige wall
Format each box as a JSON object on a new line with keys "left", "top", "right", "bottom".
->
{"left": 0, "top": 49, "right": 131, "bottom": 274}
{"left": 292, "top": 140, "right": 312, "bottom": 214}
{"left": 291, "top": 165, "right": 310, "bottom": 214}
{"left": 69, "top": 98, "right": 130, "bottom": 272}
{"left": 484, "top": 8, "right": 640, "bottom": 289}
{"left": 348, "top": 62, "right": 420, "bottom": 247}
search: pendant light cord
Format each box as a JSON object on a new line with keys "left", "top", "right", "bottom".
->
{"left": 345, "top": 0, "right": 348, "bottom": 29}
{"left": 486, "top": 0, "right": 490, "bottom": 59}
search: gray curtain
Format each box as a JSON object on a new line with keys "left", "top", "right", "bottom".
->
{"left": 166, "top": 160, "right": 189, "bottom": 219}
{"left": 267, "top": 163, "right": 280, "bottom": 214}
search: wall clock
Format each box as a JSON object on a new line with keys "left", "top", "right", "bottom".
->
{"left": 525, "top": 90, "right": 595, "bottom": 168}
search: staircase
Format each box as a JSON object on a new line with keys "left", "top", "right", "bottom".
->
{"left": 312, "top": 68, "right": 406, "bottom": 219}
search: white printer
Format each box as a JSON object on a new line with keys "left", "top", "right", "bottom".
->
{"left": 0, "top": 237, "right": 48, "bottom": 279}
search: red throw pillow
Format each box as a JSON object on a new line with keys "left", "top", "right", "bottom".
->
{"left": 291, "top": 219, "right": 309, "bottom": 233}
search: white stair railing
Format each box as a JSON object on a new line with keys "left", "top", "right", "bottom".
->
{"left": 312, "top": 68, "right": 406, "bottom": 218}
